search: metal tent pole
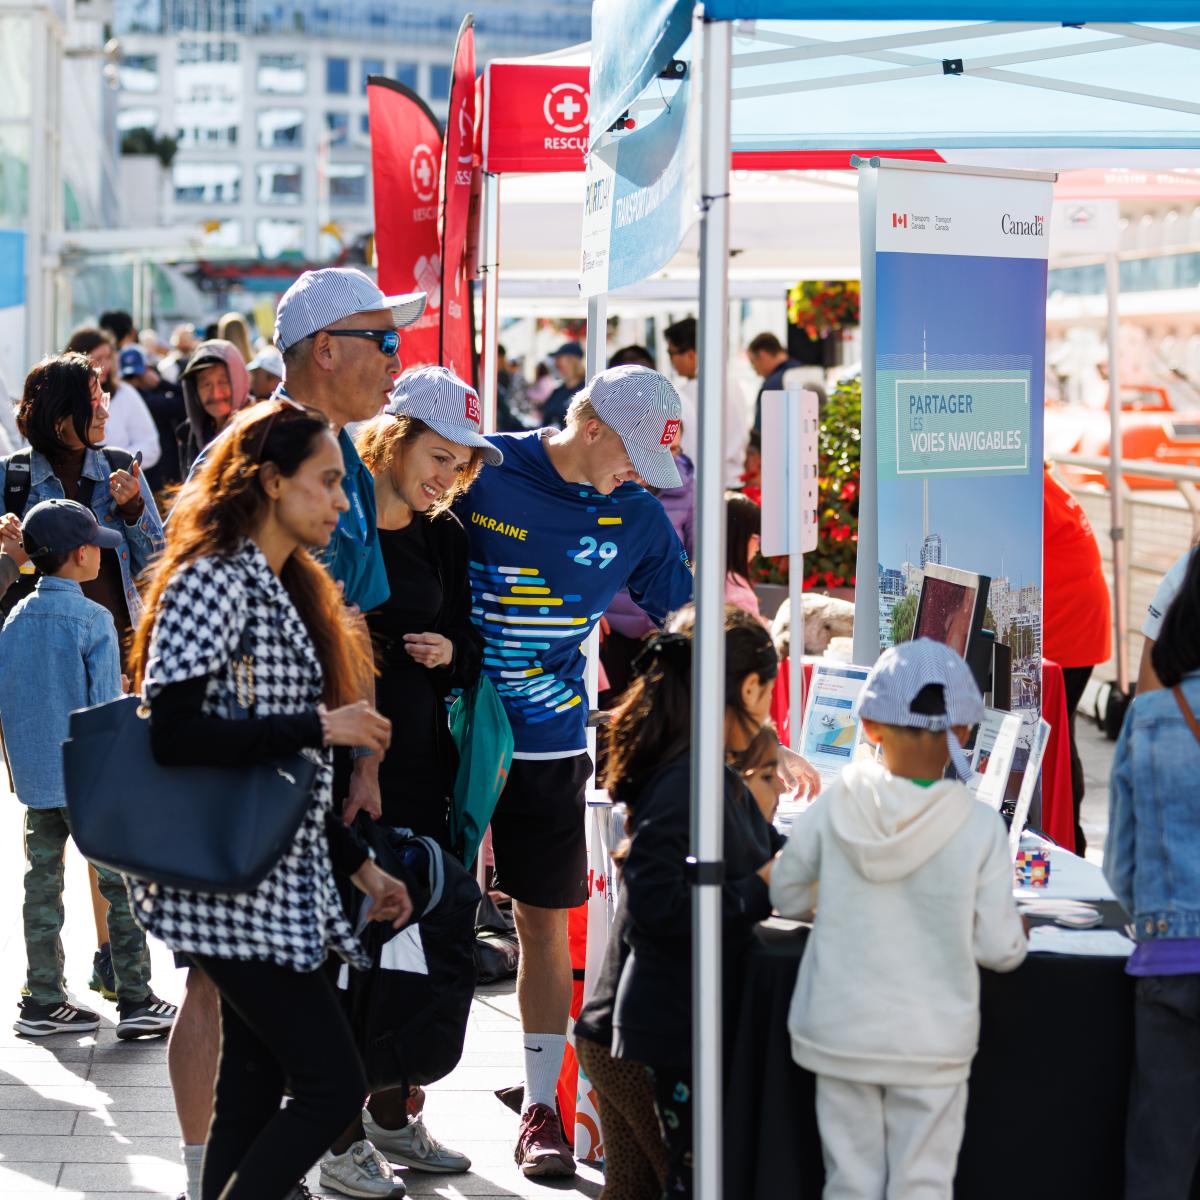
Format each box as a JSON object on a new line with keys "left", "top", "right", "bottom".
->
{"left": 480, "top": 171, "right": 501, "bottom": 433}
{"left": 1105, "top": 252, "right": 1129, "bottom": 694}
{"left": 693, "top": 16, "right": 732, "bottom": 1200}
{"left": 585, "top": 293, "right": 607, "bottom": 761}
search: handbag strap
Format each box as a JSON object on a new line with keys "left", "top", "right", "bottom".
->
{"left": 1173, "top": 685, "right": 1200, "bottom": 746}
{"left": 232, "top": 620, "right": 256, "bottom": 719}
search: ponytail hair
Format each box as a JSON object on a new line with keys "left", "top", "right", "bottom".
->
{"left": 603, "top": 604, "right": 779, "bottom": 803}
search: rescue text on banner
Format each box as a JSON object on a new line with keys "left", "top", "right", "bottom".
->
{"left": 367, "top": 77, "right": 443, "bottom": 368}
{"left": 439, "top": 15, "right": 478, "bottom": 385}
{"left": 579, "top": 74, "right": 697, "bottom": 297}
{"left": 862, "top": 163, "right": 1052, "bottom": 739}
{"left": 483, "top": 63, "right": 590, "bottom": 174}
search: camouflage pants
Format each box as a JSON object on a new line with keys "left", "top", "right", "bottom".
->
{"left": 22, "top": 807, "right": 151, "bottom": 1008}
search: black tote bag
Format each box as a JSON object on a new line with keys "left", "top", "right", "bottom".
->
{"left": 63, "top": 694, "right": 316, "bottom": 894}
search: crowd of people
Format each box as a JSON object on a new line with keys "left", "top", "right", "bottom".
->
{"left": 1, "top": 263, "right": 1198, "bottom": 1200}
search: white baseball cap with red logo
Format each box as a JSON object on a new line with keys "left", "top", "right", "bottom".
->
{"left": 385, "top": 365, "right": 504, "bottom": 466}
{"left": 588, "top": 365, "right": 684, "bottom": 489}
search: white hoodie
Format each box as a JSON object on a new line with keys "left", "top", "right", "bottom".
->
{"left": 770, "top": 760, "right": 1027, "bottom": 1087}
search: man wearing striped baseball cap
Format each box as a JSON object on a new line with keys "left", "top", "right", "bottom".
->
{"left": 456, "top": 364, "right": 694, "bottom": 1178}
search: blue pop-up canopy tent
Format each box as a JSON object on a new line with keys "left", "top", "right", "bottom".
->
{"left": 584, "top": 6, "right": 1200, "bottom": 1196}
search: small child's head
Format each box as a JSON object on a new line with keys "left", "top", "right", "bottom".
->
{"left": 736, "top": 721, "right": 785, "bottom": 823}
{"left": 853, "top": 638, "right": 983, "bottom": 782}
{"left": 22, "top": 499, "right": 122, "bottom": 583}
{"left": 725, "top": 490, "right": 762, "bottom": 580}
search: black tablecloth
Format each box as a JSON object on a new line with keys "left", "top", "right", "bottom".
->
{"left": 725, "top": 918, "right": 1140, "bottom": 1199}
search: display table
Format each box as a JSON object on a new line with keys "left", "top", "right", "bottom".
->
{"left": 772, "top": 656, "right": 1077, "bottom": 851}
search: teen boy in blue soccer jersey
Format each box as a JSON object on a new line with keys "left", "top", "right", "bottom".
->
{"left": 457, "top": 364, "right": 694, "bottom": 1178}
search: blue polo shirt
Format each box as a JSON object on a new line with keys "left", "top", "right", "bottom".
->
{"left": 456, "top": 430, "right": 693, "bottom": 758}
{"left": 178, "top": 386, "right": 388, "bottom": 613}
{"left": 320, "top": 426, "right": 389, "bottom": 613}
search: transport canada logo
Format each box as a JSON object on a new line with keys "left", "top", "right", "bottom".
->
{"left": 892, "top": 212, "right": 908, "bottom": 228}
{"left": 544, "top": 82, "right": 589, "bottom": 134}
{"left": 410, "top": 144, "right": 438, "bottom": 203}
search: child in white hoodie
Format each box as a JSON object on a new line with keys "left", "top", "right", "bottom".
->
{"left": 770, "top": 638, "right": 1026, "bottom": 1199}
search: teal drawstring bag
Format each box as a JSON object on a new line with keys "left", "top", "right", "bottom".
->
{"left": 448, "top": 676, "right": 514, "bottom": 869}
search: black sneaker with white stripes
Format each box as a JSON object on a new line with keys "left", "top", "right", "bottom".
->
{"left": 14, "top": 999, "right": 101, "bottom": 1038}
{"left": 116, "top": 994, "right": 178, "bottom": 1040}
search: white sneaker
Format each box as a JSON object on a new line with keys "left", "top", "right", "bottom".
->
{"left": 363, "top": 1109, "right": 472, "bottom": 1174}
{"left": 319, "top": 1140, "right": 405, "bottom": 1198}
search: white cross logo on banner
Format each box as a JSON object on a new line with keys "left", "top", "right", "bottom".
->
{"left": 543, "top": 82, "right": 588, "bottom": 134}
{"left": 410, "top": 143, "right": 438, "bottom": 202}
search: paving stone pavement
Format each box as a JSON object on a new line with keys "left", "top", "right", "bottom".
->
{"left": 0, "top": 700, "right": 1120, "bottom": 1198}
{"left": 0, "top": 777, "right": 602, "bottom": 1199}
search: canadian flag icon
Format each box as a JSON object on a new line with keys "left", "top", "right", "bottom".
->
{"left": 892, "top": 212, "right": 908, "bottom": 228}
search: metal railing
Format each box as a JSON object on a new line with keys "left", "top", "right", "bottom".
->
{"left": 1048, "top": 452, "right": 1200, "bottom": 689}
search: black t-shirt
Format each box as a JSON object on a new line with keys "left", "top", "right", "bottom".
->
{"left": 368, "top": 521, "right": 452, "bottom": 832}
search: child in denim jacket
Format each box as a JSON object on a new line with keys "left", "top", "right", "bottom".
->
{"left": 1107, "top": 545, "right": 1200, "bottom": 1199}
{"left": 0, "top": 499, "right": 176, "bottom": 1040}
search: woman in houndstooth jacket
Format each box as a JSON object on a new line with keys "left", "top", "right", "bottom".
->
{"left": 128, "top": 398, "right": 413, "bottom": 1200}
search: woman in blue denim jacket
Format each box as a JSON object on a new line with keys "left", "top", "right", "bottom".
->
{"left": 4, "top": 353, "right": 164, "bottom": 650}
{"left": 1105, "top": 543, "right": 1200, "bottom": 1199}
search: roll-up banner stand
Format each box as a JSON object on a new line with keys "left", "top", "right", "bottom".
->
{"left": 854, "top": 158, "right": 1055, "bottom": 742}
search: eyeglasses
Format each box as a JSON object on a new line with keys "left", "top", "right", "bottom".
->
{"left": 317, "top": 329, "right": 400, "bottom": 357}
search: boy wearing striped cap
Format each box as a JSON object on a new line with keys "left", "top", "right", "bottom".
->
{"left": 770, "top": 638, "right": 1027, "bottom": 1199}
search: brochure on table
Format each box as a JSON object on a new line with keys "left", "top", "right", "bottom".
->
{"left": 969, "top": 708, "right": 1023, "bottom": 809}
{"left": 799, "top": 662, "right": 872, "bottom": 786}
{"left": 1008, "top": 717, "right": 1052, "bottom": 858}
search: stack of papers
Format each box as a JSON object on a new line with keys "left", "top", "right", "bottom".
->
{"left": 1028, "top": 926, "right": 1134, "bottom": 958}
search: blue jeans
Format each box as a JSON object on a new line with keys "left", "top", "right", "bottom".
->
{"left": 1126, "top": 974, "right": 1200, "bottom": 1199}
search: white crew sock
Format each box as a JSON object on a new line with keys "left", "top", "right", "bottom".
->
{"left": 522, "top": 1032, "right": 567, "bottom": 1113}
{"left": 182, "top": 1142, "right": 204, "bottom": 1200}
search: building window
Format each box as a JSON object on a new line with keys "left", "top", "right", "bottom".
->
{"left": 175, "top": 120, "right": 239, "bottom": 148}
{"left": 257, "top": 108, "right": 304, "bottom": 148}
{"left": 257, "top": 53, "right": 306, "bottom": 94}
{"left": 173, "top": 163, "right": 241, "bottom": 205}
{"left": 428, "top": 64, "right": 451, "bottom": 103}
{"left": 329, "top": 163, "right": 368, "bottom": 205}
{"left": 117, "top": 106, "right": 159, "bottom": 133}
{"left": 361, "top": 58, "right": 384, "bottom": 92}
{"left": 200, "top": 219, "right": 242, "bottom": 249}
{"left": 326, "top": 56, "right": 349, "bottom": 95}
{"left": 394, "top": 62, "right": 418, "bottom": 91}
{"left": 359, "top": 113, "right": 371, "bottom": 141}
{"left": 119, "top": 53, "right": 159, "bottom": 94}
{"left": 257, "top": 218, "right": 305, "bottom": 259}
{"left": 177, "top": 40, "right": 239, "bottom": 65}
{"left": 257, "top": 163, "right": 303, "bottom": 205}
{"left": 326, "top": 112, "right": 349, "bottom": 147}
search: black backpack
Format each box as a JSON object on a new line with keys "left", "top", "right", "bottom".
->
{"left": 342, "top": 822, "right": 481, "bottom": 1091}
{"left": 0, "top": 446, "right": 134, "bottom": 615}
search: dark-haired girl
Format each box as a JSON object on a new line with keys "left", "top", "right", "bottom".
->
{"left": 723, "top": 490, "right": 768, "bottom": 627}
{"left": 5, "top": 353, "right": 164, "bottom": 644}
{"left": 128, "top": 399, "right": 413, "bottom": 1200}
{"left": 1107, "top": 544, "right": 1200, "bottom": 1199}
{"left": 583, "top": 606, "right": 790, "bottom": 1197}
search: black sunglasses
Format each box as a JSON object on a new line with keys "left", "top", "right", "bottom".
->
{"left": 316, "top": 329, "right": 400, "bottom": 357}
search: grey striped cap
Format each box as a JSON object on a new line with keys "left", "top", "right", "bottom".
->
{"left": 274, "top": 267, "right": 426, "bottom": 352}
{"left": 854, "top": 638, "right": 983, "bottom": 731}
{"left": 853, "top": 638, "right": 984, "bottom": 781}
{"left": 385, "top": 366, "right": 504, "bottom": 467}
{"left": 588, "top": 365, "right": 683, "bottom": 489}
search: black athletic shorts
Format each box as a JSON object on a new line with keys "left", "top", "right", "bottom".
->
{"left": 490, "top": 752, "right": 593, "bottom": 909}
